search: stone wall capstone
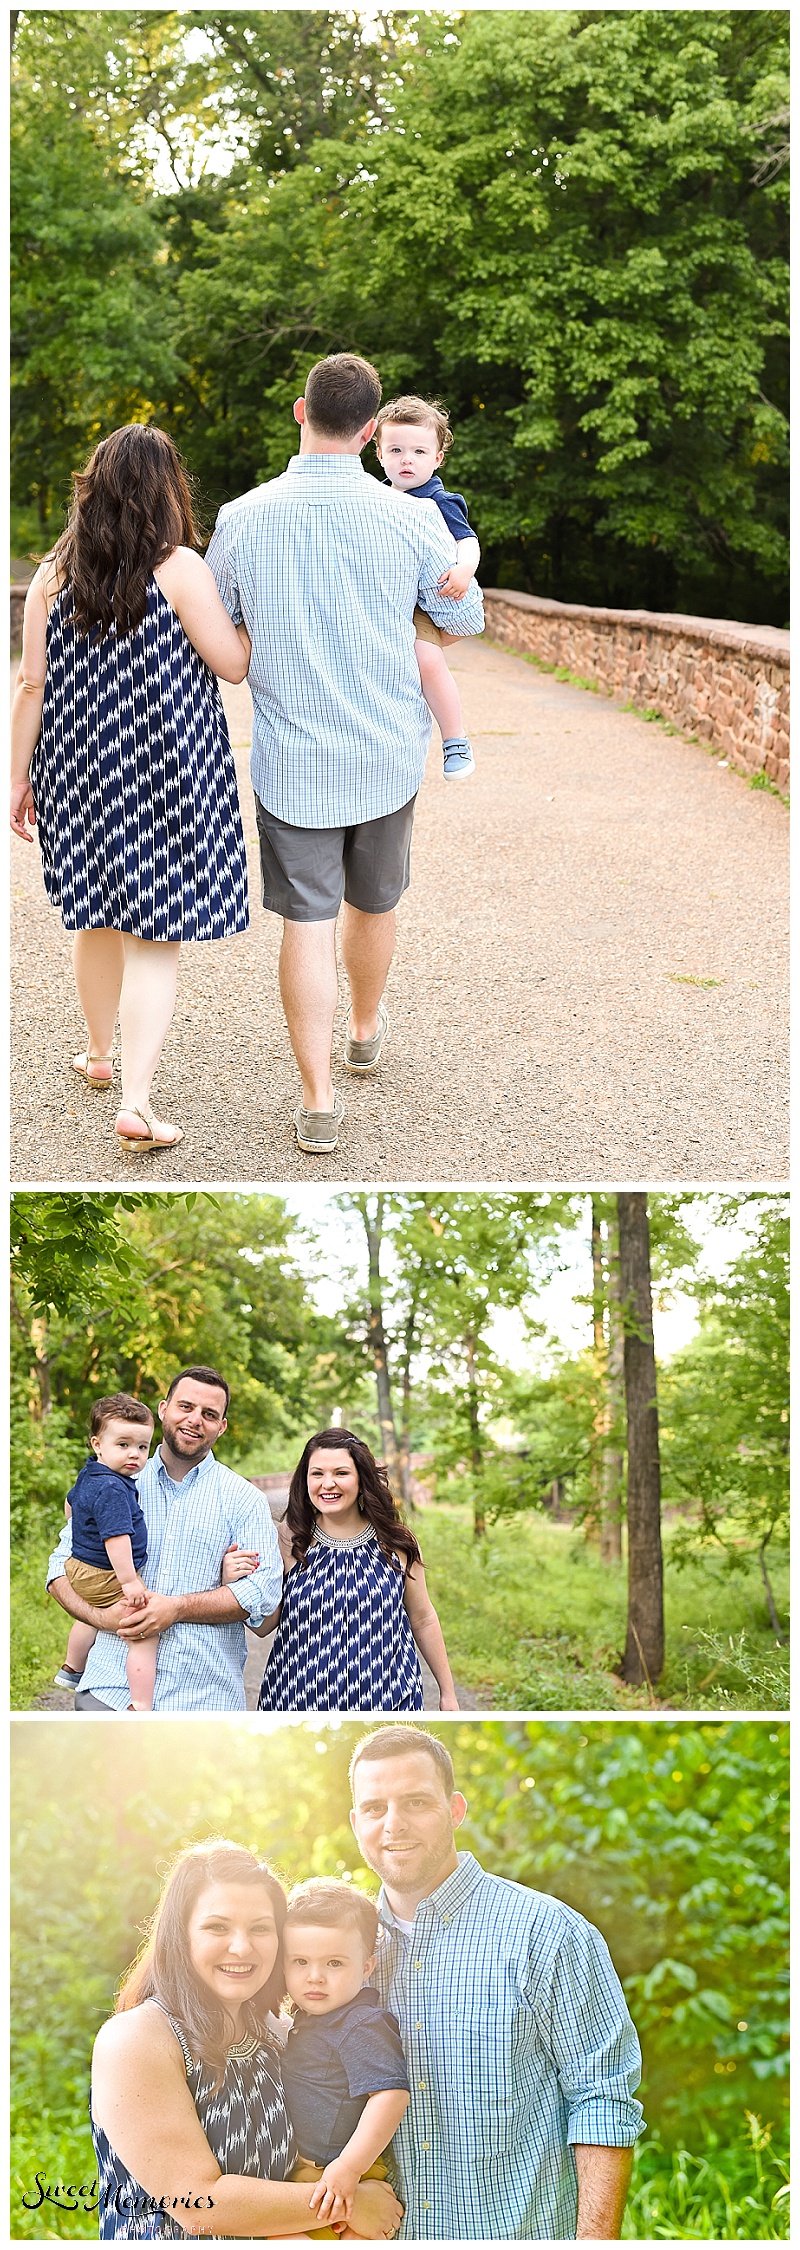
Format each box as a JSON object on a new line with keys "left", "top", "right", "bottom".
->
{"left": 482, "top": 589, "right": 789, "bottom": 788}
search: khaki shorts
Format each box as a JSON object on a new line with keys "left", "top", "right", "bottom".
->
{"left": 413, "top": 605, "right": 444, "bottom": 647}
{"left": 255, "top": 795, "right": 417, "bottom": 923}
{"left": 65, "top": 1553, "right": 124, "bottom": 1607}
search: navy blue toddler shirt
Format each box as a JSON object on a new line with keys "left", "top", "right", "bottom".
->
{"left": 67, "top": 1457, "right": 148, "bottom": 1572}
{"left": 282, "top": 1985, "right": 409, "bottom": 2166}
{"left": 383, "top": 472, "right": 477, "bottom": 545}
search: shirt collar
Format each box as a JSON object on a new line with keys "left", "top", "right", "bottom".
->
{"left": 383, "top": 472, "right": 443, "bottom": 501}
{"left": 378, "top": 1850, "right": 483, "bottom": 1930}
{"left": 290, "top": 1985, "right": 382, "bottom": 2033}
{"left": 153, "top": 1443, "right": 215, "bottom": 1490}
{"left": 286, "top": 453, "right": 366, "bottom": 477}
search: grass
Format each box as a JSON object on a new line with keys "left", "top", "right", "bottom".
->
{"left": 11, "top": 1540, "right": 83, "bottom": 1709}
{"left": 749, "top": 769, "right": 788, "bottom": 804}
{"left": 13, "top": 1507, "right": 789, "bottom": 1713}
{"left": 623, "top": 2118, "right": 789, "bottom": 2239}
{"left": 10, "top": 2113, "right": 788, "bottom": 2243}
{"left": 667, "top": 973, "right": 724, "bottom": 989}
{"left": 415, "top": 1506, "right": 789, "bottom": 1712}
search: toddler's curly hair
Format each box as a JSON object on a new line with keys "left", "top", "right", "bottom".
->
{"left": 375, "top": 395, "right": 454, "bottom": 455}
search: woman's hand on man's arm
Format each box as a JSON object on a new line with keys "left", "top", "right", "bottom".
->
{"left": 154, "top": 548, "right": 251, "bottom": 683}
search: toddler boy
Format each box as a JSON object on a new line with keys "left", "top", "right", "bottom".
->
{"left": 282, "top": 1877, "right": 409, "bottom": 2235}
{"left": 55, "top": 1394, "right": 156, "bottom": 1709}
{"left": 375, "top": 395, "right": 480, "bottom": 778}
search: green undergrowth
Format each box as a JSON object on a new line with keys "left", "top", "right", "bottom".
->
{"left": 11, "top": 1538, "right": 85, "bottom": 1708}
{"left": 13, "top": 1508, "right": 789, "bottom": 1715}
{"left": 622, "top": 2118, "right": 789, "bottom": 2239}
{"left": 417, "top": 1507, "right": 788, "bottom": 1712}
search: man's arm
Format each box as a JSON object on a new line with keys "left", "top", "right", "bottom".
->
{"left": 574, "top": 2144, "right": 633, "bottom": 2239}
{"left": 48, "top": 1574, "right": 129, "bottom": 1633}
{"left": 415, "top": 507, "right": 484, "bottom": 636}
{"left": 114, "top": 1586, "right": 248, "bottom": 1640}
{"left": 203, "top": 509, "right": 243, "bottom": 624}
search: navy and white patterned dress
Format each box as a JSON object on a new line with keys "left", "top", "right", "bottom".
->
{"left": 258, "top": 1522, "right": 425, "bottom": 1712}
{"left": 31, "top": 579, "right": 249, "bottom": 940}
{"left": 91, "top": 2006, "right": 295, "bottom": 2239}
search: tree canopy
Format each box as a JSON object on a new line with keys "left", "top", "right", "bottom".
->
{"left": 11, "top": 8, "right": 788, "bottom": 621}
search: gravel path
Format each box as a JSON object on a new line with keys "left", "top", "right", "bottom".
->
{"left": 11, "top": 642, "right": 788, "bottom": 1183}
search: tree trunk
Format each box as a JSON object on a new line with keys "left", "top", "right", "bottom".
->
{"left": 360, "top": 1195, "right": 402, "bottom": 1493}
{"left": 585, "top": 1201, "right": 607, "bottom": 1545}
{"left": 758, "top": 1532, "right": 786, "bottom": 1644}
{"left": 465, "top": 1329, "right": 486, "bottom": 1538}
{"left": 601, "top": 1216, "right": 624, "bottom": 1564}
{"left": 398, "top": 1272, "right": 421, "bottom": 1513}
{"left": 617, "top": 1193, "right": 664, "bottom": 1685}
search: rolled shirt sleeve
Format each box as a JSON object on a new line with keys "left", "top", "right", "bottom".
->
{"left": 222, "top": 1484, "right": 283, "bottom": 1624}
{"left": 414, "top": 503, "right": 484, "bottom": 637}
{"left": 46, "top": 1518, "right": 73, "bottom": 1588}
{"left": 534, "top": 1917, "right": 645, "bottom": 2147}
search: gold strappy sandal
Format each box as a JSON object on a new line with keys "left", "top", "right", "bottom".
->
{"left": 73, "top": 1051, "right": 114, "bottom": 1088}
{"left": 115, "top": 1106, "right": 184, "bottom": 1153}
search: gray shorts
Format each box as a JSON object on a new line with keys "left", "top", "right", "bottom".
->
{"left": 255, "top": 795, "right": 417, "bottom": 923}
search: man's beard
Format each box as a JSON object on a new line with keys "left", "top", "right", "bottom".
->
{"left": 360, "top": 1825, "right": 454, "bottom": 1894}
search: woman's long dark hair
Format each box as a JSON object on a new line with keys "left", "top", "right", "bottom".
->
{"left": 116, "top": 1840, "right": 287, "bottom": 2082}
{"left": 286, "top": 1427, "right": 423, "bottom": 1572}
{"left": 49, "top": 423, "right": 198, "bottom": 638}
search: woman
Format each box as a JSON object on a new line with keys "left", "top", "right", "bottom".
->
{"left": 10, "top": 424, "right": 251, "bottom": 1152}
{"left": 257, "top": 1429, "right": 459, "bottom": 1713}
{"left": 90, "top": 1839, "right": 402, "bottom": 2240}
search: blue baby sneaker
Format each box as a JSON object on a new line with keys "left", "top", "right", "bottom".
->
{"left": 442, "top": 736, "right": 475, "bottom": 778}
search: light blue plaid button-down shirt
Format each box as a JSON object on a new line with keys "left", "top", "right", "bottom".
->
{"left": 46, "top": 1446, "right": 282, "bottom": 1711}
{"left": 373, "top": 1851, "right": 644, "bottom": 2241}
{"left": 205, "top": 454, "right": 485, "bottom": 827}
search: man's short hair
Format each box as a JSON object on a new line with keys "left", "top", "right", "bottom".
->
{"left": 284, "top": 1877, "right": 378, "bottom": 1954}
{"left": 375, "top": 395, "right": 454, "bottom": 456}
{"left": 349, "top": 1726, "right": 456, "bottom": 1799}
{"left": 163, "top": 1366, "right": 230, "bottom": 1413}
{"left": 304, "top": 353, "right": 382, "bottom": 440}
{"left": 89, "top": 1393, "right": 154, "bottom": 1440}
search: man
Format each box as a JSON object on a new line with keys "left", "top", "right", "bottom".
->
{"left": 46, "top": 1367, "right": 282, "bottom": 1711}
{"left": 205, "top": 352, "right": 484, "bottom": 1155}
{"left": 349, "top": 1726, "right": 643, "bottom": 2240}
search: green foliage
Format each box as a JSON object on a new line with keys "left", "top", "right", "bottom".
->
{"left": 623, "top": 2116, "right": 789, "bottom": 2238}
{"left": 10, "top": 1192, "right": 371, "bottom": 1555}
{"left": 11, "top": 8, "right": 789, "bottom": 621}
{"left": 660, "top": 1198, "right": 789, "bottom": 1566}
{"left": 10, "top": 1719, "right": 788, "bottom": 2238}
{"left": 417, "top": 1504, "right": 788, "bottom": 1712}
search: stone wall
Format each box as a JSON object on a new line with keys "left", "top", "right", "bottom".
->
{"left": 482, "top": 589, "right": 790, "bottom": 789}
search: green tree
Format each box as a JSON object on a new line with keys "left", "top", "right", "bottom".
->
{"left": 10, "top": 1192, "right": 367, "bottom": 1549}
{"left": 171, "top": 9, "right": 789, "bottom": 617}
{"left": 661, "top": 1197, "right": 789, "bottom": 1641}
{"left": 11, "top": 14, "right": 179, "bottom": 543}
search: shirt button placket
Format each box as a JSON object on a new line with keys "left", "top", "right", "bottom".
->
{"left": 407, "top": 1934, "right": 434, "bottom": 2228}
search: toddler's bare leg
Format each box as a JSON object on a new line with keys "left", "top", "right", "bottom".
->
{"left": 125, "top": 1633, "right": 159, "bottom": 1711}
{"left": 65, "top": 1621, "right": 98, "bottom": 1673}
{"left": 415, "top": 639, "right": 465, "bottom": 741}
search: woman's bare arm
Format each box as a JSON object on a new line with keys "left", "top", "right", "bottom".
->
{"left": 402, "top": 1559, "right": 459, "bottom": 1710}
{"left": 92, "top": 2006, "right": 398, "bottom": 2238}
{"left": 10, "top": 570, "right": 48, "bottom": 838}
{"left": 154, "top": 548, "right": 251, "bottom": 682}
